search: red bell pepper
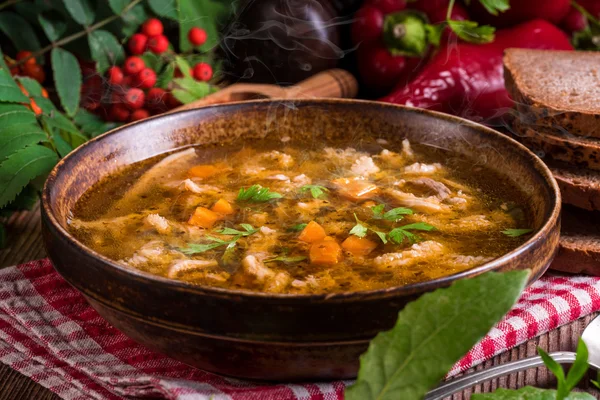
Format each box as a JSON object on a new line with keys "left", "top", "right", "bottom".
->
{"left": 468, "top": 0, "right": 571, "bottom": 28}
{"left": 380, "top": 19, "right": 573, "bottom": 122}
{"left": 352, "top": 0, "right": 431, "bottom": 93}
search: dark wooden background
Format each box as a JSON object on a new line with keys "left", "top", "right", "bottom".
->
{"left": 0, "top": 206, "right": 598, "bottom": 399}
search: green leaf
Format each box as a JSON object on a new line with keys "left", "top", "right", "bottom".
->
{"left": 0, "top": 145, "right": 58, "bottom": 208}
{"left": 350, "top": 223, "right": 368, "bottom": 238}
{"left": 448, "top": 20, "right": 495, "bottom": 44}
{"left": 62, "top": 0, "right": 95, "bottom": 25}
{"left": 236, "top": 185, "right": 282, "bottom": 202}
{"left": 17, "top": 77, "right": 43, "bottom": 97}
{"left": 149, "top": 0, "right": 178, "bottom": 19}
{"left": 371, "top": 204, "right": 385, "bottom": 217}
{"left": 426, "top": 23, "right": 444, "bottom": 46}
{"left": 471, "top": 386, "right": 596, "bottom": 399}
{"left": 539, "top": 347, "right": 567, "bottom": 398}
{"left": 0, "top": 47, "right": 9, "bottom": 72}
{"left": 171, "top": 89, "right": 197, "bottom": 104}
{"left": 179, "top": 241, "right": 228, "bottom": 254}
{"left": 382, "top": 207, "right": 413, "bottom": 222}
{"left": 73, "top": 108, "right": 114, "bottom": 137}
{"left": 3, "top": 184, "right": 39, "bottom": 212}
{"left": 0, "top": 124, "right": 48, "bottom": 162}
{"left": 399, "top": 222, "right": 436, "bottom": 231}
{"left": 51, "top": 48, "right": 81, "bottom": 117}
{"left": 371, "top": 229, "right": 388, "bottom": 244}
{"left": 108, "top": 0, "right": 129, "bottom": 14}
{"left": 0, "top": 12, "right": 41, "bottom": 54}
{"left": 264, "top": 255, "right": 307, "bottom": 264}
{"left": 218, "top": 224, "right": 259, "bottom": 236}
{"left": 119, "top": 4, "right": 148, "bottom": 37}
{"left": 41, "top": 113, "right": 80, "bottom": 135}
{"left": 502, "top": 228, "right": 534, "bottom": 238}
{"left": 178, "top": 0, "right": 231, "bottom": 52}
{"left": 475, "top": 0, "right": 510, "bottom": 16}
{"left": 141, "top": 52, "right": 164, "bottom": 73}
{"left": 156, "top": 63, "right": 175, "bottom": 89}
{"left": 288, "top": 223, "right": 307, "bottom": 232}
{"left": 0, "top": 104, "right": 37, "bottom": 127}
{"left": 345, "top": 270, "right": 530, "bottom": 400}
{"left": 299, "top": 185, "right": 328, "bottom": 199}
{"left": 175, "top": 56, "right": 192, "bottom": 78}
{"left": 564, "top": 339, "right": 590, "bottom": 394}
{"left": 38, "top": 11, "right": 68, "bottom": 42}
{"left": 0, "top": 70, "right": 29, "bottom": 103}
{"left": 88, "top": 30, "right": 125, "bottom": 74}
{"left": 50, "top": 130, "right": 73, "bottom": 158}
{"left": 0, "top": 224, "right": 5, "bottom": 249}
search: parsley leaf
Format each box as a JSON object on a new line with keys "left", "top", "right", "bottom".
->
{"left": 371, "top": 204, "right": 385, "bottom": 217}
{"left": 388, "top": 222, "right": 436, "bottom": 244}
{"left": 288, "top": 223, "right": 308, "bottom": 232}
{"left": 447, "top": 20, "right": 495, "bottom": 44}
{"left": 236, "top": 185, "right": 282, "bottom": 203}
{"left": 372, "top": 230, "right": 388, "bottom": 244}
{"left": 382, "top": 207, "right": 413, "bottom": 222}
{"left": 218, "top": 224, "right": 259, "bottom": 236}
{"left": 264, "top": 255, "right": 307, "bottom": 263}
{"left": 464, "top": 0, "right": 510, "bottom": 16}
{"left": 180, "top": 224, "right": 259, "bottom": 254}
{"left": 502, "top": 228, "right": 534, "bottom": 238}
{"left": 350, "top": 223, "right": 368, "bottom": 238}
{"left": 179, "top": 241, "right": 226, "bottom": 254}
{"left": 299, "top": 184, "right": 329, "bottom": 199}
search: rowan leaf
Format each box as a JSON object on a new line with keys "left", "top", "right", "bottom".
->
{"left": 73, "top": 109, "right": 115, "bottom": 137}
{"left": 0, "top": 12, "right": 41, "bottom": 55}
{"left": 51, "top": 48, "right": 81, "bottom": 117}
{"left": 149, "top": 0, "right": 178, "bottom": 19}
{"left": 178, "top": 0, "right": 231, "bottom": 52}
{"left": 62, "top": 0, "right": 95, "bottom": 25}
{"left": 0, "top": 124, "right": 48, "bottom": 162}
{"left": 41, "top": 113, "right": 80, "bottom": 135}
{"left": 17, "top": 77, "right": 43, "bottom": 98}
{"left": 88, "top": 30, "right": 125, "bottom": 74}
{"left": 38, "top": 11, "right": 67, "bottom": 42}
{"left": 50, "top": 130, "right": 73, "bottom": 158}
{"left": 0, "top": 104, "right": 37, "bottom": 127}
{"left": 108, "top": 0, "right": 129, "bottom": 14}
{"left": 0, "top": 145, "right": 58, "bottom": 208}
{"left": 0, "top": 70, "right": 29, "bottom": 103}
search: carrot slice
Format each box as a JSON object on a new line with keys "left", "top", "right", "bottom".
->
{"left": 188, "top": 164, "right": 219, "bottom": 178}
{"left": 211, "top": 198, "right": 234, "bottom": 215}
{"left": 309, "top": 236, "right": 342, "bottom": 265}
{"left": 298, "top": 221, "right": 327, "bottom": 243}
{"left": 332, "top": 177, "right": 378, "bottom": 201}
{"left": 341, "top": 236, "right": 378, "bottom": 256}
{"left": 188, "top": 206, "right": 220, "bottom": 228}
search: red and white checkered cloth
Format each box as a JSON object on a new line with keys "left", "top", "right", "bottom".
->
{"left": 0, "top": 259, "right": 599, "bottom": 400}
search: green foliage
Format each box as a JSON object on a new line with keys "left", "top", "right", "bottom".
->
{"left": 0, "top": 70, "right": 29, "bottom": 103}
{"left": 472, "top": 0, "right": 511, "bottom": 16}
{"left": 62, "top": 0, "right": 95, "bottom": 26}
{"left": 149, "top": 0, "right": 178, "bottom": 20}
{"left": 502, "top": 228, "right": 534, "bottom": 238}
{"left": 447, "top": 20, "right": 495, "bottom": 44}
{"left": 178, "top": 0, "right": 231, "bottom": 52}
{"left": 181, "top": 224, "right": 260, "bottom": 255}
{"left": 236, "top": 185, "right": 282, "bottom": 203}
{"left": 288, "top": 223, "right": 307, "bottom": 232}
{"left": 0, "top": 125, "right": 48, "bottom": 162}
{"left": 73, "top": 109, "right": 117, "bottom": 138}
{"left": 38, "top": 11, "right": 68, "bottom": 42}
{"left": 0, "top": 12, "right": 41, "bottom": 54}
{"left": 264, "top": 255, "right": 306, "bottom": 264}
{"left": 88, "top": 30, "right": 125, "bottom": 74}
{"left": 51, "top": 48, "right": 81, "bottom": 116}
{"left": 345, "top": 270, "right": 530, "bottom": 400}
{"left": 108, "top": 0, "right": 129, "bottom": 14}
{"left": 299, "top": 185, "right": 329, "bottom": 199}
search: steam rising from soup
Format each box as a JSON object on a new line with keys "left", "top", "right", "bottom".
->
{"left": 69, "top": 137, "right": 531, "bottom": 294}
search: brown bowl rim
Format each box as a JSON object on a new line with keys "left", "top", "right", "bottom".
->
{"left": 42, "top": 98, "right": 562, "bottom": 301}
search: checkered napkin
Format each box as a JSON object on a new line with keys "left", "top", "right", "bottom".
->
{"left": 0, "top": 260, "right": 599, "bottom": 400}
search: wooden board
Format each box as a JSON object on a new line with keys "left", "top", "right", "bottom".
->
{"left": 0, "top": 208, "right": 599, "bottom": 399}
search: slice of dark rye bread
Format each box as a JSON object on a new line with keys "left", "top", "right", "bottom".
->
{"left": 511, "top": 119, "right": 600, "bottom": 171}
{"left": 548, "top": 160, "right": 600, "bottom": 211}
{"left": 504, "top": 49, "right": 600, "bottom": 138}
{"left": 551, "top": 205, "right": 600, "bottom": 276}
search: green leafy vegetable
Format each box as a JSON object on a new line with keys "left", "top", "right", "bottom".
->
{"left": 345, "top": 270, "right": 530, "bottom": 400}
{"left": 217, "top": 224, "right": 259, "bottom": 237}
{"left": 51, "top": 48, "right": 81, "bottom": 117}
{"left": 237, "top": 185, "right": 282, "bottom": 203}
{"left": 388, "top": 222, "right": 436, "bottom": 244}
{"left": 502, "top": 228, "right": 534, "bottom": 238}
{"left": 299, "top": 185, "right": 329, "bottom": 199}
{"left": 371, "top": 204, "right": 385, "bottom": 217}
{"left": 472, "top": 386, "right": 595, "bottom": 399}
{"left": 349, "top": 214, "right": 368, "bottom": 238}
{"left": 448, "top": 20, "right": 495, "bottom": 44}
{"left": 181, "top": 224, "right": 260, "bottom": 255}
{"left": 264, "top": 255, "right": 307, "bottom": 264}
{"left": 381, "top": 207, "right": 413, "bottom": 222}
{"left": 288, "top": 223, "right": 307, "bottom": 232}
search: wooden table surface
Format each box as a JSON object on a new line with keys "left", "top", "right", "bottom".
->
{"left": 0, "top": 206, "right": 598, "bottom": 400}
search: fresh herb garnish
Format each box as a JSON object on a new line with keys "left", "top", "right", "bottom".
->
{"left": 464, "top": 0, "right": 510, "bottom": 16}
{"left": 288, "top": 223, "right": 308, "bottom": 232}
{"left": 180, "top": 224, "right": 259, "bottom": 255}
{"left": 447, "top": 20, "right": 495, "bottom": 44}
{"left": 345, "top": 270, "right": 530, "bottom": 400}
{"left": 349, "top": 214, "right": 369, "bottom": 238}
{"left": 371, "top": 204, "right": 413, "bottom": 222}
{"left": 502, "top": 228, "right": 534, "bottom": 238}
{"left": 236, "top": 185, "right": 282, "bottom": 203}
{"left": 299, "top": 184, "right": 329, "bottom": 199}
{"left": 264, "top": 255, "right": 307, "bottom": 264}
{"left": 388, "top": 222, "right": 436, "bottom": 245}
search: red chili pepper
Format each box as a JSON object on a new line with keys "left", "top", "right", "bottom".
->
{"left": 352, "top": 0, "right": 430, "bottom": 93}
{"left": 380, "top": 19, "right": 573, "bottom": 122}
{"left": 468, "top": 0, "right": 570, "bottom": 28}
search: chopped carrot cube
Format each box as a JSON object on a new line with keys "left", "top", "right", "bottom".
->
{"left": 309, "top": 236, "right": 342, "bottom": 265}
{"left": 341, "top": 236, "right": 378, "bottom": 256}
{"left": 332, "top": 177, "right": 378, "bottom": 201}
{"left": 188, "top": 164, "right": 219, "bottom": 178}
{"left": 298, "top": 221, "right": 327, "bottom": 243}
{"left": 211, "top": 198, "right": 234, "bottom": 215}
{"left": 188, "top": 206, "right": 220, "bottom": 228}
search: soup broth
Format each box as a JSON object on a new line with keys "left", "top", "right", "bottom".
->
{"left": 69, "top": 137, "right": 532, "bottom": 294}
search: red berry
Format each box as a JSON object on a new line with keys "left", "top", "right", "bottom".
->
{"left": 122, "top": 74, "right": 134, "bottom": 87}
{"left": 130, "top": 108, "right": 150, "bottom": 121}
{"left": 142, "top": 18, "right": 163, "bottom": 37}
{"left": 366, "top": 0, "right": 406, "bottom": 14}
{"left": 188, "top": 27, "right": 207, "bottom": 46}
{"left": 148, "top": 35, "right": 169, "bottom": 54}
{"left": 128, "top": 33, "right": 148, "bottom": 55}
{"left": 123, "top": 56, "right": 145, "bottom": 75}
{"left": 23, "top": 63, "right": 46, "bottom": 83}
{"left": 146, "top": 87, "right": 166, "bottom": 109}
{"left": 107, "top": 66, "right": 124, "bottom": 85}
{"left": 137, "top": 68, "right": 157, "bottom": 89}
{"left": 351, "top": 6, "right": 384, "bottom": 45}
{"left": 16, "top": 50, "right": 36, "bottom": 65}
{"left": 124, "top": 88, "right": 145, "bottom": 110}
{"left": 192, "top": 62, "right": 213, "bottom": 81}
{"left": 109, "top": 104, "right": 130, "bottom": 121}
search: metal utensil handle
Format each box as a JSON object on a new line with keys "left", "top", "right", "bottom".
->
{"left": 425, "top": 351, "right": 577, "bottom": 400}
